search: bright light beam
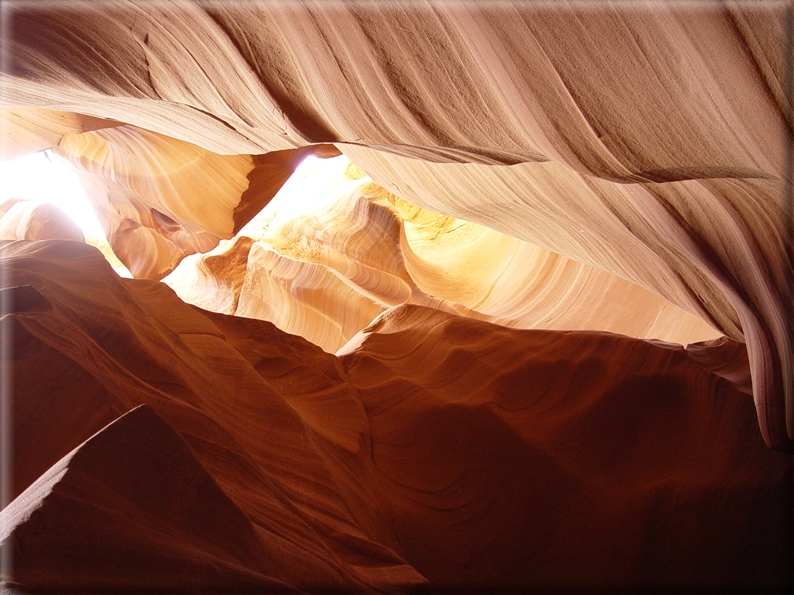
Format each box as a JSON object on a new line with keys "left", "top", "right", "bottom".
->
{"left": 0, "top": 149, "right": 131, "bottom": 277}
{"left": 0, "top": 149, "right": 106, "bottom": 240}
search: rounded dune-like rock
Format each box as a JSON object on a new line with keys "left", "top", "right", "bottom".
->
{"left": 342, "top": 145, "right": 793, "bottom": 450}
{"left": 338, "top": 304, "right": 792, "bottom": 590}
{"left": 0, "top": 240, "right": 426, "bottom": 592}
{"left": 3, "top": 241, "right": 790, "bottom": 593}
{"left": 0, "top": 405, "right": 300, "bottom": 592}
{"left": 167, "top": 156, "right": 722, "bottom": 353}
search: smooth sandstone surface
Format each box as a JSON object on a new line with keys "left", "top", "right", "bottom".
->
{"left": 338, "top": 304, "right": 792, "bottom": 590}
{"left": 0, "top": 2, "right": 793, "bottom": 591}
{"left": 0, "top": 106, "right": 118, "bottom": 161}
{"left": 165, "top": 155, "right": 721, "bottom": 353}
{"left": 1, "top": 241, "right": 791, "bottom": 592}
{"left": 1, "top": 241, "right": 425, "bottom": 592}
{"left": 1, "top": 2, "right": 789, "bottom": 448}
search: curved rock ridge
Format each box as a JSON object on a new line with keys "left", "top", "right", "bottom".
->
{"left": 2, "top": 2, "right": 789, "bottom": 447}
{"left": 51, "top": 125, "right": 340, "bottom": 280}
{"left": 0, "top": 106, "right": 119, "bottom": 162}
{"left": 166, "top": 156, "right": 721, "bottom": 353}
{"left": 1, "top": 2, "right": 785, "bottom": 177}
{"left": 337, "top": 303, "right": 792, "bottom": 591}
{"left": 52, "top": 125, "right": 254, "bottom": 279}
{"left": 0, "top": 405, "right": 301, "bottom": 592}
{"left": 342, "top": 145, "right": 793, "bottom": 451}
{"left": 164, "top": 156, "right": 412, "bottom": 352}
{"left": 391, "top": 193, "right": 720, "bottom": 343}
{"left": 2, "top": 241, "right": 790, "bottom": 592}
{"left": 0, "top": 198, "right": 130, "bottom": 277}
{"left": 0, "top": 240, "right": 426, "bottom": 592}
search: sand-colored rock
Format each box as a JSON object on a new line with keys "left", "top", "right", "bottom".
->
{"left": 3, "top": 2, "right": 788, "bottom": 445}
{"left": 164, "top": 157, "right": 410, "bottom": 351}
{"left": 341, "top": 144, "right": 793, "bottom": 450}
{"left": 1, "top": 2, "right": 793, "bottom": 589}
{"left": 51, "top": 125, "right": 254, "bottom": 279}
{"left": 52, "top": 126, "right": 340, "bottom": 279}
{"left": 338, "top": 304, "right": 792, "bottom": 590}
{"left": 1, "top": 242, "right": 790, "bottom": 592}
{"left": 2, "top": 3, "right": 785, "bottom": 171}
{"left": 392, "top": 193, "right": 721, "bottom": 343}
{"left": 0, "top": 106, "right": 117, "bottom": 162}
{"left": 166, "top": 156, "right": 721, "bottom": 353}
{"left": 0, "top": 240, "right": 425, "bottom": 592}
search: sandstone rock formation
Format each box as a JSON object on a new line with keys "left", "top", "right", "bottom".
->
{"left": 0, "top": 1, "right": 792, "bottom": 591}
{"left": 164, "top": 154, "right": 722, "bottom": 353}
{"left": 1, "top": 241, "right": 791, "bottom": 592}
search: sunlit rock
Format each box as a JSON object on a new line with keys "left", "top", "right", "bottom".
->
{"left": 0, "top": 106, "right": 118, "bottom": 162}
{"left": 1, "top": 2, "right": 792, "bottom": 591}
{"left": 52, "top": 126, "right": 341, "bottom": 279}
{"left": 52, "top": 125, "right": 253, "bottom": 279}
{"left": 165, "top": 156, "right": 413, "bottom": 352}
{"left": 167, "top": 156, "right": 722, "bottom": 352}
{"left": 0, "top": 198, "right": 84, "bottom": 242}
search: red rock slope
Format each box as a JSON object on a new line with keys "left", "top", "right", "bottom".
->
{"left": 0, "top": 240, "right": 425, "bottom": 592}
{"left": 1, "top": 241, "right": 791, "bottom": 592}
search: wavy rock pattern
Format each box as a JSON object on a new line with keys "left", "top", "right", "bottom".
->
{"left": 2, "top": 3, "right": 785, "bottom": 170}
{"left": 392, "top": 194, "right": 721, "bottom": 342}
{"left": 1, "top": 404, "right": 301, "bottom": 592}
{"left": 52, "top": 125, "right": 254, "bottom": 279}
{"left": 2, "top": 1, "right": 788, "bottom": 446}
{"left": 166, "top": 157, "right": 720, "bottom": 353}
{"left": 341, "top": 145, "right": 793, "bottom": 450}
{"left": 338, "top": 304, "right": 792, "bottom": 590}
{"left": 0, "top": 106, "right": 117, "bottom": 161}
{"left": 1, "top": 2, "right": 793, "bottom": 589}
{"left": 1, "top": 243, "right": 790, "bottom": 592}
{"left": 0, "top": 241, "right": 425, "bottom": 592}
{"left": 51, "top": 126, "right": 340, "bottom": 279}
{"left": 164, "top": 158, "right": 410, "bottom": 352}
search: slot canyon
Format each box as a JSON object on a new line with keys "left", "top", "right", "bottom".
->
{"left": 0, "top": 1, "right": 792, "bottom": 593}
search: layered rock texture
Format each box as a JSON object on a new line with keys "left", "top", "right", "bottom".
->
{"left": 1, "top": 1, "right": 793, "bottom": 592}
{"left": 1, "top": 241, "right": 791, "bottom": 592}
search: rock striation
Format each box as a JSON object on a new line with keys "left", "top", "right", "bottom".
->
{"left": 1, "top": 241, "right": 791, "bottom": 592}
{"left": 164, "top": 155, "right": 722, "bottom": 352}
{"left": 1, "top": 1, "right": 790, "bottom": 449}
{"left": 0, "top": 1, "right": 792, "bottom": 591}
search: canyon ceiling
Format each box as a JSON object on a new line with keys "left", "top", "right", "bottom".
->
{"left": 0, "top": 1, "right": 792, "bottom": 593}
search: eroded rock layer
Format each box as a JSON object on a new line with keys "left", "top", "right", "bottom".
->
{"left": 0, "top": 241, "right": 425, "bottom": 592}
{"left": 164, "top": 156, "right": 721, "bottom": 353}
{"left": 1, "top": 2, "right": 793, "bottom": 589}
{"left": 1, "top": 1, "right": 790, "bottom": 448}
{"left": 1, "top": 242, "right": 790, "bottom": 592}
{"left": 338, "top": 304, "right": 792, "bottom": 591}
{"left": 0, "top": 199, "right": 84, "bottom": 242}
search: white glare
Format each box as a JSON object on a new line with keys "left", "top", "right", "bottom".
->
{"left": 238, "top": 154, "right": 360, "bottom": 239}
{"left": 0, "top": 150, "right": 131, "bottom": 277}
{"left": 0, "top": 150, "right": 105, "bottom": 239}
